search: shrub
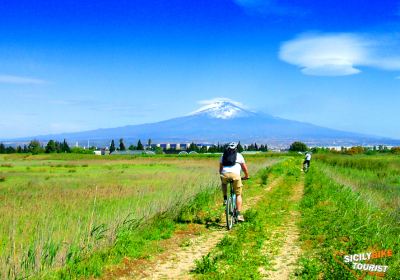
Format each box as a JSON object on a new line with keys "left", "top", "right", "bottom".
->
{"left": 70, "top": 147, "right": 95, "bottom": 154}
{"left": 391, "top": 147, "right": 400, "bottom": 154}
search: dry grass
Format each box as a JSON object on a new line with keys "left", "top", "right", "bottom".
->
{"left": 0, "top": 154, "right": 272, "bottom": 279}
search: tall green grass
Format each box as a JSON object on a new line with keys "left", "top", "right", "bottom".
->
{"left": 315, "top": 154, "right": 400, "bottom": 213}
{"left": 296, "top": 164, "right": 400, "bottom": 279}
{"left": 0, "top": 154, "right": 271, "bottom": 279}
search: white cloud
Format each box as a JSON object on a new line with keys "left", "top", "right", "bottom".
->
{"left": 0, "top": 75, "right": 47, "bottom": 84}
{"left": 279, "top": 32, "right": 400, "bottom": 76}
{"left": 197, "top": 98, "right": 248, "bottom": 109}
{"left": 396, "top": 76, "right": 400, "bottom": 79}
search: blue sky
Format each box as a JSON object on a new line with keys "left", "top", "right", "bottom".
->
{"left": 1, "top": 0, "right": 400, "bottom": 139}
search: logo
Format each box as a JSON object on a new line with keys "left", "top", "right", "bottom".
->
{"left": 334, "top": 250, "right": 393, "bottom": 279}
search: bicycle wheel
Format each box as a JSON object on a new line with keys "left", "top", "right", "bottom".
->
{"left": 232, "top": 194, "right": 238, "bottom": 223}
{"left": 226, "top": 197, "right": 234, "bottom": 230}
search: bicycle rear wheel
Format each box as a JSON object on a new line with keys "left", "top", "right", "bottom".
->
{"left": 304, "top": 163, "right": 309, "bottom": 173}
{"left": 226, "top": 197, "right": 234, "bottom": 230}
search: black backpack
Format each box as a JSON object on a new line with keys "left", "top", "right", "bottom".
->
{"left": 222, "top": 149, "right": 237, "bottom": 166}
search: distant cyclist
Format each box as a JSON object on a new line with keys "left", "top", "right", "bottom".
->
{"left": 301, "top": 151, "right": 311, "bottom": 171}
{"left": 219, "top": 142, "right": 249, "bottom": 222}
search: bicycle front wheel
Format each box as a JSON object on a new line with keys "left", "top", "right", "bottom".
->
{"left": 226, "top": 197, "right": 234, "bottom": 230}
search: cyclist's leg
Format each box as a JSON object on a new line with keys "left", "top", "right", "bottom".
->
{"left": 232, "top": 174, "right": 244, "bottom": 221}
{"left": 220, "top": 174, "right": 228, "bottom": 203}
{"left": 236, "top": 194, "right": 242, "bottom": 212}
{"left": 221, "top": 183, "right": 227, "bottom": 196}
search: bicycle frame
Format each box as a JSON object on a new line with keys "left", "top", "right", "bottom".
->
{"left": 226, "top": 179, "right": 238, "bottom": 230}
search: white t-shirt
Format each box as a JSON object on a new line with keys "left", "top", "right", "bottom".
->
{"left": 305, "top": 154, "right": 311, "bottom": 161}
{"left": 220, "top": 153, "right": 245, "bottom": 175}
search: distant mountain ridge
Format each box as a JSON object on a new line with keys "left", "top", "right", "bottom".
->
{"left": 2, "top": 101, "right": 397, "bottom": 147}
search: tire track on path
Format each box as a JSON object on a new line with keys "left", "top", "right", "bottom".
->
{"left": 113, "top": 175, "right": 284, "bottom": 280}
{"left": 259, "top": 177, "right": 304, "bottom": 280}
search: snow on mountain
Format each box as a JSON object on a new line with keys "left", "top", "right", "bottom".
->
{"left": 186, "top": 101, "right": 258, "bottom": 119}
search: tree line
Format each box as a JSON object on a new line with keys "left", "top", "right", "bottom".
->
{"left": 0, "top": 140, "right": 94, "bottom": 155}
{"left": 184, "top": 141, "right": 268, "bottom": 153}
{"left": 109, "top": 139, "right": 268, "bottom": 154}
{"left": 289, "top": 141, "right": 400, "bottom": 155}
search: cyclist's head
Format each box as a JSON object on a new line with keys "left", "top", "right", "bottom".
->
{"left": 305, "top": 151, "right": 309, "bottom": 154}
{"left": 228, "top": 142, "right": 237, "bottom": 150}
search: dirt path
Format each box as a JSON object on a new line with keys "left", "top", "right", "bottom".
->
{"left": 145, "top": 229, "right": 225, "bottom": 279}
{"left": 259, "top": 178, "right": 304, "bottom": 280}
{"left": 110, "top": 176, "right": 284, "bottom": 280}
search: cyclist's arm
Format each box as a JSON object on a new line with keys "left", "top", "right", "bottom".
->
{"left": 219, "top": 163, "right": 223, "bottom": 174}
{"left": 240, "top": 162, "right": 249, "bottom": 179}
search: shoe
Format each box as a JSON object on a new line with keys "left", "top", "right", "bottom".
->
{"left": 223, "top": 199, "right": 227, "bottom": 205}
{"left": 237, "top": 215, "right": 244, "bottom": 222}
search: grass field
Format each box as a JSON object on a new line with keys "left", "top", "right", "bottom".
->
{"left": 1, "top": 153, "right": 399, "bottom": 279}
{"left": 0, "top": 153, "right": 277, "bottom": 279}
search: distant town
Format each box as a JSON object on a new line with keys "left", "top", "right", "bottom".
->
{"left": 0, "top": 138, "right": 397, "bottom": 155}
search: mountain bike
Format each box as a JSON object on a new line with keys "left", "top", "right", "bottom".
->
{"left": 226, "top": 179, "right": 238, "bottom": 230}
{"left": 225, "top": 178, "right": 249, "bottom": 230}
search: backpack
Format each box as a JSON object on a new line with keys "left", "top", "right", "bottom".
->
{"left": 222, "top": 149, "right": 237, "bottom": 166}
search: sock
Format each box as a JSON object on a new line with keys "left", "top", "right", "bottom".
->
{"left": 237, "top": 211, "right": 241, "bottom": 216}
{"left": 223, "top": 195, "right": 227, "bottom": 200}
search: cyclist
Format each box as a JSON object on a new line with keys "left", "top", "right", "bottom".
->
{"left": 301, "top": 151, "right": 311, "bottom": 171}
{"left": 219, "top": 142, "right": 249, "bottom": 222}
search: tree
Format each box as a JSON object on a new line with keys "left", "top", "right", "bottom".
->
{"left": 110, "top": 140, "right": 116, "bottom": 153}
{"left": 55, "top": 141, "right": 62, "bottom": 153}
{"left": 148, "top": 139, "right": 152, "bottom": 149}
{"left": 289, "top": 141, "right": 309, "bottom": 152}
{"left": 237, "top": 142, "right": 244, "bottom": 153}
{"left": 5, "top": 146, "right": 16, "bottom": 154}
{"left": 45, "top": 140, "right": 57, "bottom": 153}
{"left": 260, "top": 144, "right": 268, "bottom": 152}
{"left": 119, "top": 138, "right": 126, "bottom": 151}
{"left": 61, "top": 139, "right": 70, "bottom": 153}
{"left": 208, "top": 145, "right": 216, "bottom": 153}
{"left": 28, "top": 140, "right": 44, "bottom": 154}
{"left": 188, "top": 142, "right": 199, "bottom": 152}
{"left": 0, "top": 143, "right": 5, "bottom": 154}
{"left": 128, "top": 145, "right": 137, "bottom": 150}
{"left": 137, "top": 140, "right": 144, "bottom": 150}
{"left": 200, "top": 145, "right": 207, "bottom": 153}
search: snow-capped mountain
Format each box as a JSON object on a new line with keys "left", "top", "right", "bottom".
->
{"left": 186, "top": 101, "right": 258, "bottom": 119}
{"left": 3, "top": 101, "right": 394, "bottom": 146}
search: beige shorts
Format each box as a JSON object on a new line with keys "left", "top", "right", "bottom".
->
{"left": 220, "top": 173, "right": 242, "bottom": 196}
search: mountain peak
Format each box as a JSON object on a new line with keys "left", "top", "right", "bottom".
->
{"left": 186, "top": 101, "right": 257, "bottom": 119}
